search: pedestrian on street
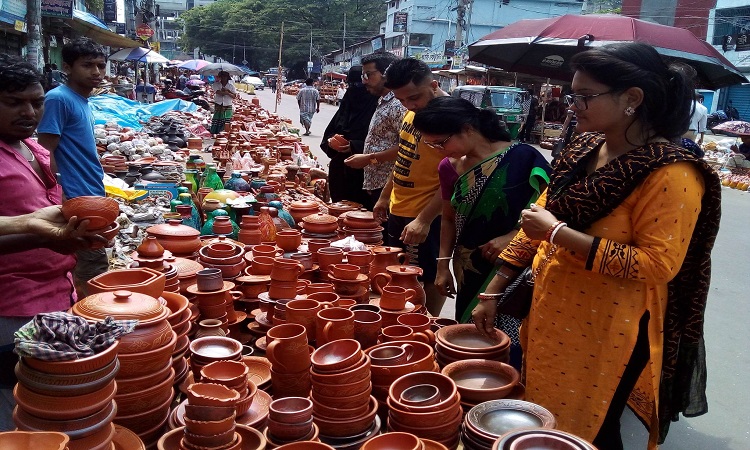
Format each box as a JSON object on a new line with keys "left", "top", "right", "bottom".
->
{"left": 210, "top": 70, "right": 237, "bottom": 135}
{"left": 297, "top": 78, "right": 320, "bottom": 136}
{"left": 518, "top": 88, "right": 539, "bottom": 143}
{"left": 269, "top": 77, "right": 277, "bottom": 93}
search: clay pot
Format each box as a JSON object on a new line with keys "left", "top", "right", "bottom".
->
{"left": 116, "top": 359, "right": 172, "bottom": 394}
{"left": 268, "top": 397, "right": 313, "bottom": 424}
{"left": 252, "top": 244, "right": 283, "bottom": 258}
{"left": 288, "top": 200, "right": 320, "bottom": 224}
{"left": 381, "top": 325, "right": 415, "bottom": 343}
{"left": 346, "top": 250, "right": 374, "bottom": 266}
{"left": 147, "top": 220, "right": 202, "bottom": 255}
{"left": 353, "top": 310, "right": 382, "bottom": 350}
{"left": 328, "top": 134, "right": 349, "bottom": 151}
{"left": 0, "top": 431, "right": 69, "bottom": 450}
{"left": 350, "top": 304, "right": 381, "bottom": 314}
{"left": 310, "top": 355, "right": 371, "bottom": 386}
{"left": 184, "top": 412, "right": 236, "bottom": 436}
{"left": 137, "top": 236, "right": 165, "bottom": 258}
{"left": 301, "top": 213, "right": 338, "bottom": 234}
{"left": 266, "top": 416, "right": 313, "bottom": 441}
{"left": 275, "top": 229, "right": 302, "bottom": 252}
{"left": 289, "top": 252, "right": 313, "bottom": 270}
{"left": 306, "top": 283, "right": 335, "bottom": 295}
{"left": 117, "top": 331, "right": 177, "bottom": 378}
{"left": 268, "top": 280, "right": 298, "bottom": 300}
{"left": 61, "top": 196, "right": 119, "bottom": 229}
{"left": 248, "top": 255, "right": 275, "bottom": 275}
{"left": 195, "top": 268, "right": 224, "bottom": 292}
{"left": 329, "top": 263, "right": 360, "bottom": 280}
{"left": 270, "top": 258, "right": 304, "bottom": 282}
{"left": 307, "top": 239, "right": 331, "bottom": 258}
{"left": 13, "top": 379, "right": 116, "bottom": 421}
{"left": 201, "top": 360, "right": 249, "bottom": 386}
{"left": 201, "top": 259, "right": 247, "bottom": 279}
{"left": 115, "top": 368, "right": 175, "bottom": 416}
{"left": 275, "top": 441, "right": 333, "bottom": 450}
{"left": 266, "top": 323, "right": 311, "bottom": 373}
{"left": 183, "top": 404, "right": 235, "bottom": 422}
{"left": 399, "top": 384, "right": 440, "bottom": 407}
{"left": 378, "top": 286, "right": 416, "bottom": 311}
{"left": 86, "top": 267, "right": 166, "bottom": 300}
{"left": 183, "top": 427, "right": 235, "bottom": 448}
{"left": 285, "top": 299, "right": 327, "bottom": 343}
{"left": 398, "top": 313, "right": 435, "bottom": 344}
{"left": 315, "top": 307, "right": 355, "bottom": 346}
{"left": 389, "top": 371, "right": 457, "bottom": 412}
{"left": 440, "top": 359, "right": 519, "bottom": 403}
{"left": 342, "top": 210, "right": 380, "bottom": 229}
{"left": 361, "top": 432, "right": 422, "bottom": 450}
{"left": 270, "top": 366, "right": 311, "bottom": 398}
{"left": 13, "top": 398, "right": 116, "bottom": 439}
{"left": 436, "top": 324, "right": 511, "bottom": 353}
{"left": 369, "top": 343, "right": 415, "bottom": 366}
{"left": 369, "top": 247, "right": 409, "bottom": 290}
{"left": 212, "top": 216, "right": 234, "bottom": 236}
{"left": 22, "top": 340, "right": 119, "bottom": 375}
{"left": 311, "top": 339, "right": 362, "bottom": 374}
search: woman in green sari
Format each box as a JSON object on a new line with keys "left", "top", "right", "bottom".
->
{"left": 413, "top": 97, "right": 550, "bottom": 368}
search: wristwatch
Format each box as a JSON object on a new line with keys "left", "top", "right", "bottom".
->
{"left": 369, "top": 157, "right": 379, "bottom": 165}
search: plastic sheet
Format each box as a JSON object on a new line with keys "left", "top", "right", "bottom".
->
{"left": 90, "top": 94, "right": 198, "bottom": 130}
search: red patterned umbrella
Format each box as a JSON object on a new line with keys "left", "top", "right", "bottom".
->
{"left": 711, "top": 120, "right": 750, "bottom": 136}
{"left": 468, "top": 14, "right": 747, "bottom": 89}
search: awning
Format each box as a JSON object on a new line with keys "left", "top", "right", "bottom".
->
{"left": 68, "top": 10, "right": 140, "bottom": 49}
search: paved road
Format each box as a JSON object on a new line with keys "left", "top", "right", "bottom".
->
{"left": 245, "top": 87, "right": 750, "bottom": 449}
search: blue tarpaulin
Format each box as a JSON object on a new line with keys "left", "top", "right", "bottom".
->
{"left": 89, "top": 94, "right": 198, "bottom": 129}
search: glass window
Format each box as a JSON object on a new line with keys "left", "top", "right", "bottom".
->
{"left": 409, "top": 34, "right": 432, "bottom": 47}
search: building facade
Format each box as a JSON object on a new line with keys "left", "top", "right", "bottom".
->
{"left": 707, "top": 0, "right": 750, "bottom": 120}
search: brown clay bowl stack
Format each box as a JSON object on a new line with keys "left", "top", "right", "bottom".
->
{"left": 70, "top": 289, "right": 176, "bottom": 447}
{"left": 201, "top": 360, "right": 258, "bottom": 417}
{"left": 434, "top": 324, "right": 511, "bottom": 368}
{"left": 199, "top": 240, "right": 248, "bottom": 279}
{"left": 130, "top": 236, "right": 168, "bottom": 271}
{"left": 310, "top": 340, "right": 379, "bottom": 445}
{"left": 491, "top": 427, "right": 597, "bottom": 450}
{"left": 13, "top": 341, "right": 120, "bottom": 450}
{"left": 463, "top": 400, "right": 557, "bottom": 450}
{"left": 266, "top": 324, "right": 312, "bottom": 398}
{"left": 0, "top": 431, "right": 70, "bottom": 450}
{"left": 340, "top": 210, "right": 384, "bottom": 245}
{"left": 169, "top": 256, "right": 204, "bottom": 295}
{"left": 187, "top": 269, "right": 238, "bottom": 333}
{"left": 162, "top": 291, "right": 193, "bottom": 387}
{"left": 189, "top": 336, "right": 243, "bottom": 380}
{"left": 300, "top": 213, "right": 338, "bottom": 239}
{"left": 441, "top": 359, "right": 522, "bottom": 410}
{"left": 265, "top": 397, "right": 319, "bottom": 447}
{"left": 386, "top": 371, "right": 463, "bottom": 450}
{"left": 363, "top": 340, "right": 438, "bottom": 407}
{"left": 289, "top": 200, "right": 322, "bottom": 226}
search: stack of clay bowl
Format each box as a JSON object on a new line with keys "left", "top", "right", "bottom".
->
{"left": 491, "top": 427, "right": 597, "bottom": 450}
{"left": 13, "top": 341, "right": 120, "bottom": 450}
{"left": 340, "top": 210, "right": 384, "bottom": 245}
{"left": 147, "top": 220, "right": 203, "bottom": 260}
{"left": 361, "top": 432, "right": 449, "bottom": 450}
{"left": 199, "top": 240, "right": 248, "bottom": 280}
{"left": 239, "top": 215, "right": 263, "bottom": 245}
{"left": 266, "top": 324, "right": 311, "bottom": 398}
{"left": 168, "top": 255, "right": 204, "bottom": 295}
{"left": 441, "top": 360, "right": 522, "bottom": 411}
{"left": 386, "top": 372, "right": 462, "bottom": 449}
{"left": 268, "top": 257, "right": 304, "bottom": 302}
{"left": 345, "top": 249, "right": 374, "bottom": 276}
{"left": 326, "top": 201, "right": 360, "bottom": 217}
{"left": 130, "top": 236, "right": 169, "bottom": 271}
{"left": 162, "top": 290, "right": 192, "bottom": 387}
{"left": 187, "top": 269, "right": 237, "bottom": 334}
{"left": 434, "top": 325, "right": 511, "bottom": 368}
{"left": 158, "top": 424, "right": 266, "bottom": 450}
{"left": 310, "top": 340, "right": 379, "bottom": 447}
{"left": 300, "top": 213, "right": 338, "bottom": 240}
{"left": 60, "top": 196, "right": 121, "bottom": 250}
{"left": 179, "top": 383, "right": 244, "bottom": 449}
{"left": 364, "top": 341, "right": 437, "bottom": 413}
{"left": 71, "top": 290, "right": 177, "bottom": 447}
{"left": 265, "top": 397, "right": 320, "bottom": 447}
{"left": 201, "top": 360, "right": 258, "bottom": 419}
{"left": 327, "top": 263, "right": 369, "bottom": 304}
{"left": 0, "top": 431, "right": 71, "bottom": 449}
{"left": 87, "top": 267, "right": 166, "bottom": 299}
{"left": 462, "top": 400, "right": 556, "bottom": 450}
{"left": 189, "top": 336, "right": 243, "bottom": 382}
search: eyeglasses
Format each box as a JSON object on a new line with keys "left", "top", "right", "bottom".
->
{"left": 423, "top": 134, "right": 453, "bottom": 150}
{"left": 564, "top": 91, "right": 612, "bottom": 110}
{"left": 362, "top": 70, "right": 379, "bottom": 81}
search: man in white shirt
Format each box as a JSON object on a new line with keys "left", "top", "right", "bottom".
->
{"left": 685, "top": 93, "right": 708, "bottom": 145}
{"left": 210, "top": 71, "right": 237, "bottom": 135}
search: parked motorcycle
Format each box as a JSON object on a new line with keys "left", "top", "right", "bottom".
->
{"left": 707, "top": 110, "right": 729, "bottom": 130}
{"left": 162, "top": 81, "right": 211, "bottom": 110}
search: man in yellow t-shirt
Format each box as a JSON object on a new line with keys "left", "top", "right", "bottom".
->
{"left": 373, "top": 58, "right": 448, "bottom": 316}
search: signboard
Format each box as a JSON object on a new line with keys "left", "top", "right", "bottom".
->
{"left": 115, "top": 22, "right": 126, "bottom": 34}
{"left": 103, "top": 0, "right": 117, "bottom": 22}
{"left": 415, "top": 50, "right": 450, "bottom": 69}
{"left": 14, "top": 20, "right": 27, "bottom": 32}
{"left": 393, "top": 12, "right": 407, "bottom": 33}
{"left": 736, "top": 32, "right": 750, "bottom": 52}
{"left": 371, "top": 37, "right": 383, "bottom": 52}
{"left": 136, "top": 24, "right": 154, "bottom": 40}
{"left": 444, "top": 40, "right": 455, "bottom": 56}
{"left": 40, "top": 0, "right": 73, "bottom": 18}
{"left": 1, "top": 0, "right": 27, "bottom": 25}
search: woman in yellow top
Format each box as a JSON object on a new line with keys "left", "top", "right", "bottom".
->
{"left": 472, "top": 42, "right": 721, "bottom": 450}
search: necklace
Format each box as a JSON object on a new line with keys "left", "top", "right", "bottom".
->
{"left": 18, "top": 142, "right": 35, "bottom": 163}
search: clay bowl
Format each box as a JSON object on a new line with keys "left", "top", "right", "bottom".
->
{"left": 135, "top": 413, "right": 170, "bottom": 448}
{"left": 435, "top": 340, "right": 509, "bottom": 363}
{"left": 113, "top": 393, "right": 172, "bottom": 434}
{"left": 311, "top": 374, "right": 371, "bottom": 397}
{"left": 441, "top": 359, "right": 519, "bottom": 404}
{"left": 264, "top": 423, "right": 319, "bottom": 448}
{"left": 399, "top": 384, "right": 441, "bottom": 407}
{"left": 61, "top": 196, "right": 119, "bottom": 229}
{"left": 0, "top": 431, "right": 69, "bottom": 450}
{"left": 183, "top": 427, "right": 236, "bottom": 448}
{"left": 117, "top": 331, "right": 177, "bottom": 378}
{"left": 86, "top": 267, "right": 166, "bottom": 299}
{"left": 361, "top": 432, "right": 421, "bottom": 450}
{"left": 492, "top": 428, "right": 597, "bottom": 450}
{"left": 243, "top": 356, "right": 272, "bottom": 388}
{"left": 21, "top": 339, "right": 119, "bottom": 375}
{"left": 388, "top": 371, "right": 457, "bottom": 413}
{"left": 13, "top": 399, "right": 116, "bottom": 439}
{"left": 465, "top": 400, "right": 557, "bottom": 441}
{"left": 16, "top": 354, "right": 119, "bottom": 388}
{"left": 435, "top": 324, "right": 510, "bottom": 353}
{"left": 89, "top": 222, "right": 121, "bottom": 248}
{"left": 311, "top": 339, "right": 362, "bottom": 373}
{"left": 310, "top": 384, "right": 372, "bottom": 410}
{"left": 388, "top": 407, "right": 463, "bottom": 441}
{"left": 184, "top": 404, "right": 235, "bottom": 422}
{"left": 269, "top": 397, "right": 313, "bottom": 424}
{"left": 65, "top": 421, "right": 115, "bottom": 450}
{"left": 266, "top": 416, "right": 314, "bottom": 441}
{"left": 205, "top": 241, "right": 242, "bottom": 259}
{"left": 13, "top": 379, "right": 116, "bottom": 421}
{"left": 275, "top": 441, "right": 334, "bottom": 450}
{"left": 312, "top": 395, "right": 378, "bottom": 438}
{"left": 365, "top": 341, "right": 435, "bottom": 382}
{"left": 14, "top": 360, "right": 119, "bottom": 397}
{"left": 276, "top": 230, "right": 303, "bottom": 252}
{"left": 421, "top": 439, "right": 449, "bottom": 450}
{"left": 187, "top": 382, "right": 241, "bottom": 407}
{"left": 329, "top": 263, "right": 360, "bottom": 281}
{"left": 117, "top": 359, "right": 173, "bottom": 394}
{"left": 199, "top": 246, "right": 244, "bottom": 266}
{"left": 246, "top": 255, "right": 275, "bottom": 275}
{"left": 312, "top": 396, "right": 371, "bottom": 419}
{"left": 115, "top": 368, "right": 175, "bottom": 416}
{"left": 201, "top": 360, "right": 250, "bottom": 386}
{"left": 161, "top": 291, "right": 190, "bottom": 325}
{"left": 309, "top": 355, "right": 371, "bottom": 385}
{"left": 190, "top": 336, "right": 243, "bottom": 362}
{"left": 235, "top": 381, "right": 258, "bottom": 416}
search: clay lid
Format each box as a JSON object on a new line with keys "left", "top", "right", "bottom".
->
{"left": 170, "top": 257, "right": 204, "bottom": 279}
{"left": 386, "top": 265, "right": 423, "bottom": 276}
{"left": 290, "top": 199, "right": 320, "bottom": 210}
{"left": 345, "top": 210, "right": 374, "bottom": 221}
{"left": 302, "top": 213, "right": 337, "bottom": 225}
{"left": 372, "top": 246, "right": 403, "bottom": 254}
{"left": 73, "top": 290, "right": 167, "bottom": 322}
{"left": 236, "top": 275, "right": 272, "bottom": 284}
{"left": 147, "top": 220, "right": 200, "bottom": 238}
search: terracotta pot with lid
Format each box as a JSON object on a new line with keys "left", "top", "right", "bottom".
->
{"left": 342, "top": 209, "right": 380, "bottom": 229}
{"left": 302, "top": 213, "right": 338, "bottom": 235}
{"left": 289, "top": 200, "right": 320, "bottom": 224}
{"left": 71, "top": 290, "right": 172, "bottom": 354}
{"left": 146, "top": 220, "right": 202, "bottom": 255}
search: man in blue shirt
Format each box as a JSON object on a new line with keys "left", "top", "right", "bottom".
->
{"left": 38, "top": 37, "right": 109, "bottom": 295}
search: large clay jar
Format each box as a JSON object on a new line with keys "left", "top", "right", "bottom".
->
{"left": 373, "top": 265, "right": 426, "bottom": 308}
{"left": 71, "top": 290, "right": 172, "bottom": 354}
{"left": 146, "top": 220, "right": 202, "bottom": 256}
{"left": 289, "top": 200, "right": 320, "bottom": 224}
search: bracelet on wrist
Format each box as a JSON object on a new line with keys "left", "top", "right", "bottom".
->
{"left": 549, "top": 222, "right": 567, "bottom": 245}
{"left": 544, "top": 220, "right": 563, "bottom": 241}
{"left": 495, "top": 270, "right": 512, "bottom": 280}
{"left": 478, "top": 292, "right": 503, "bottom": 301}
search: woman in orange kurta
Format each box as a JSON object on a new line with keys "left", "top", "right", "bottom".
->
{"left": 472, "top": 43, "right": 721, "bottom": 450}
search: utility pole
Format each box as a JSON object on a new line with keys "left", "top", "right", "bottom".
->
{"left": 275, "top": 21, "right": 284, "bottom": 113}
{"left": 26, "top": 0, "right": 43, "bottom": 69}
{"left": 308, "top": 25, "right": 313, "bottom": 77}
{"left": 342, "top": 13, "right": 346, "bottom": 66}
{"left": 454, "top": 0, "right": 472, "bottom": 50}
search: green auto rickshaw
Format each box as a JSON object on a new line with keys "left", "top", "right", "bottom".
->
{"left": 451, "top": 85, "right": 527, "bottom": 139}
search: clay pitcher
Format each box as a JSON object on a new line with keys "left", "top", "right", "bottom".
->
{"left": 372, "top": 265, "right": 425, "bottom": 307}
{"left": 369, "top": 247, "right": 409, "bottom": 291}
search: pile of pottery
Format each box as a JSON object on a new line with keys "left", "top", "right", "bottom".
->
{"left": 462, "top": 400, "right": 556, "bottom": 450}
{"left": 266, "top": 397, "right": 320, "bottom": 447}
{"left": 276, "top": 229, "right": 303, "bottom": 254}
{"left": 198, "top": 240, "right": 247, "bottom": 279}
{"left": 71, "top": 288, "right": 177, "bottom": 447}
{"left": 200, "top": 360, "right": 258, "bottom": 418}
{"left": 162, "top": 290, "right": 193, "bottom": 388}
{"left": 13, "top": 342, "right": 120, "bottom": 450}
{"left": 147, "top": 220, "right": 203, "bottom": 259}
{"left": 310, "top": 340, "right": 379, "bottom": 445}
{"left": 300, "top": 213, "right": 338, "bottom": 240}
{"left": 364, "top": 340, "right": 437, "bottom": 415}
{"left": 60, "top": 196, "right": 121, "bottom": 249}
{"left": 386, "top": 372, "right": 463, "bottom": 449}
{"left": 187, "top": 269, "right": 237, "bottom": 337}
{"left": 441, "top": 360, "right": 522, "bottom": 410}
{"left": 130, "top": 236, "right": 170, "bottom": 272}
{"left": 327, "top": 263, "right": 369, "bottom": 304}
{"left": 492, "top": 428, "right": 597, "bottom": 450}
{"left": 326, "top": 201, "right": 361, "bottom": 217}
{"left": 340, "top": 210, "right": 384, "bottom": 245}
{"left": 265, "top": 324, "right": 312, "bottom": 398}
{"left": 188, "top": 336, "right": 243, "bottom": 382}
{"left": 176, "top": 382, "right": 247, "bottom": 450}
{"left": 434, "top": 325, "right": 511, "bottom": 368}
{"left": 0, "top": 430, "right": 71, "bottom": 449}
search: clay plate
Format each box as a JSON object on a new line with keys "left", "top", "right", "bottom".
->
{"left": 254, "top": 336, "right": 268, "bottom": 351}
{"left": 466, "top": 400, "right": 556, "bottom": 439}
{"left": 236, "top": 389, "right": 272, "bottom": 428}
{"left": 112, "top": 424, "right": 145, "bottom": 450}
{"left": 436, "top": 325, "right": 509, "bottom": 352}
{"left": 441, "top": 359, "right": 519, "bottom": 401}
{"left": 243, "top": 356, "right": 272, "bottom": 387}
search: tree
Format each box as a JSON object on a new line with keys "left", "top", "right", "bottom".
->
{"left": 179, "top": 0, "right": 383, "bottom": 70}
